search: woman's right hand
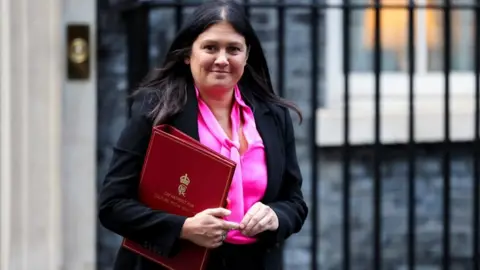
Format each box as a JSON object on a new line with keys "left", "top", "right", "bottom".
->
{"left": 180, "top": 208, "right": 240, "bottom": 248}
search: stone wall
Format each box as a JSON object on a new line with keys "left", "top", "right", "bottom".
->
{"left": 96, "top": 1, "right": 478, "bottom": 269}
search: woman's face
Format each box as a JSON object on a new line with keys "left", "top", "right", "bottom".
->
{"left": 186, "top": 21, "right": 248, "bottom": 94}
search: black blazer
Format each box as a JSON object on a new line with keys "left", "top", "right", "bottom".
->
{"left": 98, "top": 85, "right": 308, "bottom": 270}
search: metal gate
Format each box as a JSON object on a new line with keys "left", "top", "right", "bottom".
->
{"left": 114, "top": 1, "right": 480, "bottom": 269}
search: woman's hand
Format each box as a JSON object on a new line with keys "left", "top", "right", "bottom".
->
{"left": 240, "top": 202, "right": 279, "bottom": 237}
{"left": 180, "top": 208, "right": 240, "bottom": 248}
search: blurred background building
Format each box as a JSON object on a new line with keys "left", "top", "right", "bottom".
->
{"left": 1, "top": 0, "right": 478, "bottom": 269}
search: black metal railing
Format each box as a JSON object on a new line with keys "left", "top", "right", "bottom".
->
{"left": 117, "top": 1, "right": 480, "bottom": 269}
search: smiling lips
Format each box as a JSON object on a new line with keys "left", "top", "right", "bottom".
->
{"left": 211, "top": 70, "right": 229, "bottom": 74}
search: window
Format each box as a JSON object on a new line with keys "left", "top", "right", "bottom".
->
{"left": 358, "top": 0, "right": 475, "bottom": 72}
{"left": 318, "top": 0, "right": 478, "bottom": 146}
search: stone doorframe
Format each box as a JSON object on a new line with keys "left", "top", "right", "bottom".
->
{"left": 0, "top": 0, "right": 97, "bottom": 269}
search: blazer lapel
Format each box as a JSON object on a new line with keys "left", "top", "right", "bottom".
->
{"left": 252, "top": 102, "right": 283, "bottom": 203}
{"left": 170, "top": 85, "right": 200, "bottom": 141}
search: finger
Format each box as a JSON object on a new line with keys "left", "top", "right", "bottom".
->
{"left": 206, "top": 230, "right": 218, "bottom": 238}
{"left": 221, "top": 220, "right": 241, "bottom": 230}
{"left": 246, "top": 215, "right": 272, "bottom": 236}
{"left": 243, "top": 204, "right": 265, "bottom": 231}
{"left": 243, "top": 211, "right": 270, "bottom": 236}
{"left": 208, "top": 234, "right": 225, "bottom": 249}
{"left": 242, "top": 205, "right": 268, "bottom": 233}
{"left": 240, "top": 203, "right": 262, "bottom": 229}
{"left": 214, "top": 234, "right": 224, "bottom": 242}
{"left": 209, "top": 239, "right": 224, "bottom": 249}
{"left": 201, "top": 208, "right": 231, "bottom": 217}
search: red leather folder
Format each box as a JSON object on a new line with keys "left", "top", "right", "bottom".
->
{"left": 122, "top": 124, "right": 236, "bottom": 270}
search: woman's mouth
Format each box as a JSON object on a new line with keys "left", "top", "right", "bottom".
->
{"left": 211, "top": 70, "right": 229, "bottom": 74}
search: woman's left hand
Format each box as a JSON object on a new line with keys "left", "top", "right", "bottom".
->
{"left": 240, "top": 202, "right": 279, "bottom": 237}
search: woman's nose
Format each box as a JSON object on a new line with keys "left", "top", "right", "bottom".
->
{"left": 214, "top": 52, "right": 228, "bottom": 66}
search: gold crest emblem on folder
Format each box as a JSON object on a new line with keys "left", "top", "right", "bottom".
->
{"left": 178, "top": 174, "right": 190, "bottom": 197}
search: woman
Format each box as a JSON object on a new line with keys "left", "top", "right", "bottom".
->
{"left": 98, "top": 0, "right": 308, "bottom": 269}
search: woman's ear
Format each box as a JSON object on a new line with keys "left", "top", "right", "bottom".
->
{"left": 184, "top": 48, "right": 192, "bottom": 65}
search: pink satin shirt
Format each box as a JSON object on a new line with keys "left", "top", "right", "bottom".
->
{"left": 196, "top": 85, "right": 268, "bottom": 244}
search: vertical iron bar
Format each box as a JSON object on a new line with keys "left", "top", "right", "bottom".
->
{"left": 342, "top": 0, "right": 351, "bottom": 269}
{"left": 124, "top": 6, "right": 150, "bottom": 117}
{"left": 310, "top": 2, "right": 319, "bottom": 270}
{"left": 407, "top": 0, "right": 416, "bottom": 269}
{"left": 175, "top": 0, "right": 183, "bottom": 32}
{"left": 442, "top": 0, "right": 451, "bottom": 269}
{"left": 473, "top": 0, "right": 480, "bottom": 268}
{"left": 277, "top": 0, "right": 285, "bottom": 97}
{"left": 373, "top": 0, "right": 382, "bottom": 269}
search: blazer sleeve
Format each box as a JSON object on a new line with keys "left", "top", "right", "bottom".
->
{"left": 260, "top": 107, "right": 309, "bottom": 246}
{"left": 98, "top": 95, "right": 187, "bottom": 258}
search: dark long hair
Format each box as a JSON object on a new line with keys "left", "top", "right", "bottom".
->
{"left": 133, "top": 0, "right": 302, "bottom": 125}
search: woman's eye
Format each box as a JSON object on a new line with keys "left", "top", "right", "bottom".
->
{"left": 228, "top": 47, "right": 241, "bottom": 53}
{"left": 204, "top": 45, "right": 216, "bottom": 51}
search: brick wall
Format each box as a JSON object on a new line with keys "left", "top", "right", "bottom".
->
{"left": 314, "top": 145, "right": 476, "bottom": 270}
{"left": 96, "top": 1, "right": 477, "bottom": 269}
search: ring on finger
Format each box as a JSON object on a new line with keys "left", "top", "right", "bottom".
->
{"left": 221, "top": 231, "right": 227, "bottom": 242}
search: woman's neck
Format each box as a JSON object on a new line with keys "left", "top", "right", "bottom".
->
{"left": 198, "top": 87, "right": 235, "bottom": 117}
